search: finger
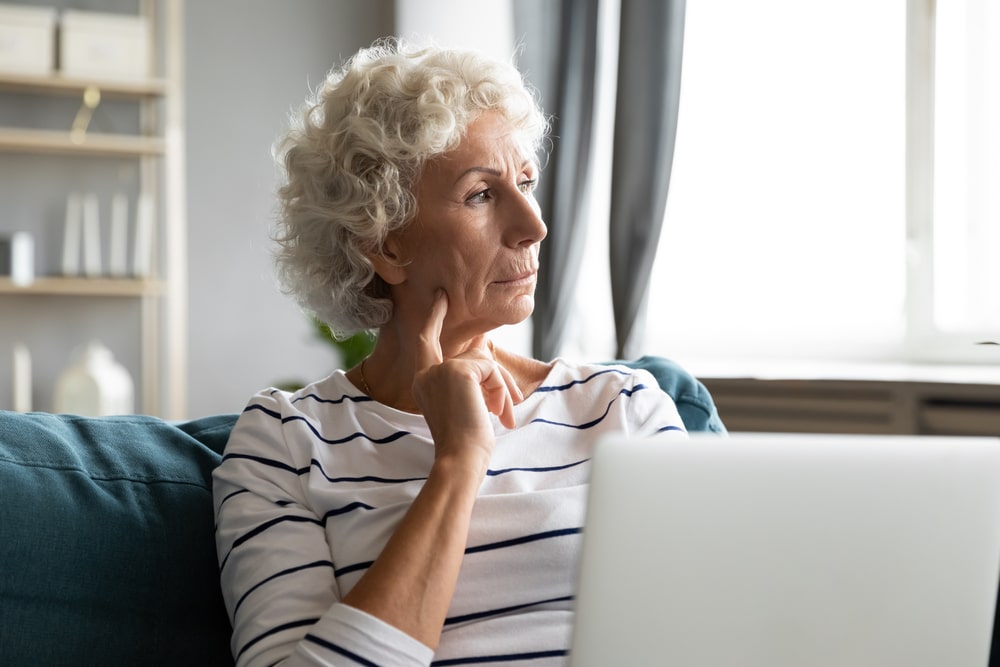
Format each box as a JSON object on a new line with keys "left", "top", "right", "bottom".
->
{"left": 496, "top": 362, "right": 524, "bottom": 404}
{"left": 497, "top": 384, "right": 516, "bottom": 430}
{"left": 469, "top": 337, "right": 522, "bottom": 405}
{"left": 415, "top": 289, "right": 448, "bottom": 372}
{"left": 483, "top": 338, "right": 523, "bottom": 405}
{"left": 475, "top": 358, "right": 517, "bottom": 430}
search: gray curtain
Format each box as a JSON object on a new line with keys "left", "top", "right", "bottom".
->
{"left": 609, "top": 0, "right": 686, "bottom": 358}
{"left": 516, "top": 0, "right": 601, "bottom": 361}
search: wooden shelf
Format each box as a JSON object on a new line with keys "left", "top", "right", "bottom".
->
{"left": 0, "top": 72, "right": 167, "bottom": 98}
{"left": 0, "top": 276, "right": 162, "bottom": 297}
{"left": 0, "top": 127, "right": 164, "bottom": 157}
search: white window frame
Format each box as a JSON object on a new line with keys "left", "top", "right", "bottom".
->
{"left": 906, "top": 0, "right": 1000, "bottom": 362}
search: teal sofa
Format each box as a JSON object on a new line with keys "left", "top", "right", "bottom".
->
{"left": 0, "top": 357, "right": 723, "bottom": 665}
{"left": 0, "top": 411, "right": 237, "bottom": 665}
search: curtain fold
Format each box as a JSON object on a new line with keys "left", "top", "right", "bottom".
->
{"left": 517, "top": 0, "right": 601, "bottom": 360}
{"left": 608, "top": 0, "right": 686, "bottom": 358}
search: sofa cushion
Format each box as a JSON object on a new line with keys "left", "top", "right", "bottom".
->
{"left": 0, "top": 411, "right": 238, "bottom": 665}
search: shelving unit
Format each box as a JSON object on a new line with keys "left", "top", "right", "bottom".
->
{"left": 0, "top": 71, "right": 168, "bottom": 97}
{"left": 0, "top": 276, "right": 162, "bottom": 296}
{"left": 0, "top": 127, "right": 166, "bottom": 156}
{"left": 0, "top": 0, "right": 186, "bottom": 418}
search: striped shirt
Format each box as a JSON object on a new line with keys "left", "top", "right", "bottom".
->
{"left": 213, "top": 359, "right": 687, "bottom": 666}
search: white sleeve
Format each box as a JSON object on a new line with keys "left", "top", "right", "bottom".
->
{"left": 287, "top": 604, "right": 434, "bottom": 666}
{"left": 213, "top": 390, "right": 435, "bottom": 667}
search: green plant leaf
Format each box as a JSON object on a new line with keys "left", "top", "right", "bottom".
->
{"left": 312, "top": 318, "right": 376, "bottom": 369}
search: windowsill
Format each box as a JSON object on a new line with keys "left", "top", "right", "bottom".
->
{"left": 684, "top": 356, "right": 1000, "bottom": 387}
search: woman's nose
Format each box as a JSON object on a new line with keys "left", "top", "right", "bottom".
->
{"left": 504, "top": 189, "right": 547, "bottom": 248}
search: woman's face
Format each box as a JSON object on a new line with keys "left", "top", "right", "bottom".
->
{"left": 381, "top": 111, "right": 547, "bottom": 337}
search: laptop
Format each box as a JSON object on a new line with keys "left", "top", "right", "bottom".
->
{"left": 570, "top": 433, "right": 1000, "bottom": 667}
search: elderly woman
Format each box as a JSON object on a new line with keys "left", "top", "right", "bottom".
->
{"left": 213, "top": 39, "right": 686, "bottom": 667}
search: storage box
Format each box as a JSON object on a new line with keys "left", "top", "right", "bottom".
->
{"left": 0, "top": 4, "right": 57, "bottom": 76}
{"left": 60, "top": 9, "right": 149, "bottom": 81}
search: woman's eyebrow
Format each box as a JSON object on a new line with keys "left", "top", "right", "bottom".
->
{"left": 453, "top": 161, "right": 533, "bottom": 184}
{"left": 455, "top": 166, "right": 502, "bottom": 182}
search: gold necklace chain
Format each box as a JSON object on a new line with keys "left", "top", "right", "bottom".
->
{"left": 359, "top": 358, "right": 373, "bottom": 396}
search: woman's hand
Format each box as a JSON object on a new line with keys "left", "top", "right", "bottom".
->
{"left": 411, "top": 290, "right": 522, "bottom": 469}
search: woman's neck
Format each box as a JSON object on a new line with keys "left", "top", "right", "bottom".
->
{"left": 347, "top": 324, "right": 552, "bottom": 413}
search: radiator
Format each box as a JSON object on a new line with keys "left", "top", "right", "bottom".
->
{"left": 701, "top": 377, "right": 1000, "bottom": 436}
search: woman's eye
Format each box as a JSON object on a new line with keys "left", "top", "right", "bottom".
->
{"left": 468, "top": 189, "right": 491, "bottom": 204}
{"left": 467, "top": 179, "right": 536, "bottom": 204}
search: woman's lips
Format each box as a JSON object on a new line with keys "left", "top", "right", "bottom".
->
{"left": 494, "top": 270, "right": 537, "bottom": 286}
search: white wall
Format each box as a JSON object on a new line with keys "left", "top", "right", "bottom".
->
{"left": 184, "top": 1, "right": 393, "bottom": 417}
{"left": 395, "top": 0, "right": 514, "bottom": 61}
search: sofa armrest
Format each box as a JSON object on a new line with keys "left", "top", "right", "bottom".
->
{"left": 613, "top": 355, "right": 728, "bottom": 434}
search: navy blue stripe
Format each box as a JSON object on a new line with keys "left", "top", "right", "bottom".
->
{"left": 304, "top": 634, "right": 382, "bottom": 667}
{"left": 528, "top": 384, "right": 648, "bottom": 431}
{"left": 657, "top": 424, "right": 686, "bottom": 433}
{"left": 221, "top": 515, "right": 324, "bottom": 572}
{"left": 212, "top": 487, "right": 253, "bottom": 530}
{"left": 335, "top": 528, "right": 582, "bottom": 579}
{"left": 282, "top": 415, "right": 413, "bottom": 446}
{"left": 312, "top": 467, "right": 427, "bottom": 485}
{"left": 244, "top": 403, "right": 281, "bottom": 419}
{"left": 534, "top": 367, "right": 630, "bottom": 393}
{"left": 222, "top": 452, "right": 425, "bottom": 486}
{"left": 233, "top": 560, "right": 334, "bottom": 617}
{"left": 431, "top": 650, "right": 568, "bottom": 665}
{"left": 221, "top": 452, "right": 307, "bottom": 474}
{"left": 322, "top": 501, "right": 375, "bottom": 518}
{"left": 486, "top": 458, "right": 587, "bottom": 477}
{"left": 236, "top": 617, "right": 319, "bottom": 660}
{"left": 230, "top": 515, "right": 323, "bottom": 550}
{"left": 335, "top": 559, "right": 374, "bottom": 578}
{"left": 245, "top": 403, "right": 413, "bottom": 447}
{"left": 223, "top": 453, "right": 591, "bottom": 488}
{"left": 465, "top": 527, "right": 582, "bottom": 555}
{"left": 218, "top": 488, "right": 250, "bottom": 509}
{"left": 292, "top": 392, "right": 374, "bottom": 406}
{"left": 444, "top": 595, "right": 574, "bottom": 626}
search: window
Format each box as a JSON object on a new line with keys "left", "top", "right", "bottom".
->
{"left": 626, "top": 0, "right": 1000, "bottom": 368}
{"left": 930, "top": 0, "right": 1000, "bottom": 343}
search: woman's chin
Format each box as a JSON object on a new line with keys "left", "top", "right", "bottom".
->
{"left": 504, "top": 295, "right": 535, "bottom": 323}
{"left": 475, "top": 296, "right": 534, "bottom": 330}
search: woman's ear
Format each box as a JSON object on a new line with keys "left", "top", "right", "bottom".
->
{"left": 368, "top": 236, "right": 407, "bottom": 285}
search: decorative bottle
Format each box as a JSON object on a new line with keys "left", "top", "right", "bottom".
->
{"left": 54, "top": 341, "right": 135, "bottom": 415}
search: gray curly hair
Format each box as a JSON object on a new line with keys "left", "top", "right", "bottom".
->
{"left": 272, "top": 38, "right": 549, "bottom": 337}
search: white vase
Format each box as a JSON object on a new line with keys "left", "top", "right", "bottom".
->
{"left": 54, "top": 341, "right": 135, "bottom": 416}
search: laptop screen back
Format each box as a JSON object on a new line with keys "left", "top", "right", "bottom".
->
{"left": 570, "top": 433, "right": 1000, "bottom": 667}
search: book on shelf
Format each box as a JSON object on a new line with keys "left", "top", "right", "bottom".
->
{"left": 60, "top": 191, "right": 155, "bottom": 280}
